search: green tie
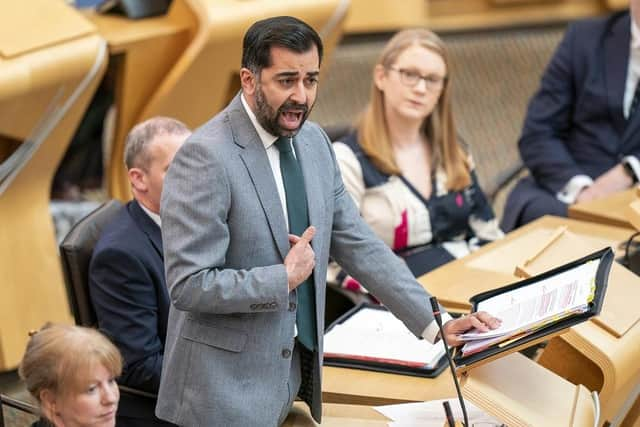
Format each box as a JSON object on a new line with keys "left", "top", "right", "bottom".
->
{"left": 275, "top": 136, "right": 317, "bottom": 351}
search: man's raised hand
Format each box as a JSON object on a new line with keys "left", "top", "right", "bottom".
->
{"left": 284, "top": 226, "right": 316, "bottom": 291}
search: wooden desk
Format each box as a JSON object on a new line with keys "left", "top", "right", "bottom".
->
{"left": 418, "top": 216, "right": 631, "bottom": 311}
{"left": 605, "top": 0, "right": 629, "bottom": 9}
{"left": 344, "top": 0, "right": 618, "bottom": 34}
{"left": 322, "top": 354, "right": 597, "bottom": 426}
{"left": 462, "top": 352, "right": 597, "bottom": 427}
{"left": 284, "top": 401, "right": 389, "bottom": 426}
{"left": 568, "top": 187, "right": 636, "bottom": 229}
{"left": 89, "top": 0, "right": 349, "bottom": 201}
{"left": 0, "top": 1, "right": 106, "bottom": 370}
{"left": 84, "top": 5, "right": 193, "bottom": 200}
{"left": 322, "top": 366, "right": 455, "bottom": 406}
{"left": 418, "top": 215, "right": 640, "bottom": 425}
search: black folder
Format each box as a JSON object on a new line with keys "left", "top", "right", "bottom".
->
{"left": 323, "top": 304, "right": 448, "bottom": 378}
{"left": 453, "top": 247, "right": 613, "bottom": 370}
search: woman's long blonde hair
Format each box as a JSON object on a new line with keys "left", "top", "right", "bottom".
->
{"left": 357, "top": 28, "right": 470, "bottom": 191}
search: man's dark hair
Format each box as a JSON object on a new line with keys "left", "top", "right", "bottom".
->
{"left": 242, "top": 16, "right": 323, "bottom": 74}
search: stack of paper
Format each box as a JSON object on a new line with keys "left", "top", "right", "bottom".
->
{"left": 460, "top": 260, "right": 599, "bottom": 356}
{"left": 324, "top": 307, "right": 445, "bottom": 369}
{"left": 374, "top": 399, "right": 503, "bottom": 427}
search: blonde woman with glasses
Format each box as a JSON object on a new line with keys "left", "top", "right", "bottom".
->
{"left": 329, "top": 29, "right": 503, "bottom": 300}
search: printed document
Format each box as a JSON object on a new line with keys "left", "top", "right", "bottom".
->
{"left": 324, "top": 307, "right": 445, "bottom": 368}
{"left": 460, "top": 260, "right": 598, "bottom": 355}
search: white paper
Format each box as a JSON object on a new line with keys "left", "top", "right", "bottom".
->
{"left": 461, "top": 260, "right": 598, "bottom": 341}
{"left": 375, "top": 399, "right": 503, "bottom": 426}
{"left": 323, "top": 307, "right": 445, "bottom": 368}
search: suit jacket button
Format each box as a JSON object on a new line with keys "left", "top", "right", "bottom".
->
{"left": 289, "top": 302, "right": 297, "bottom": 312}
{"left": 282, "top": 348, "right": 292, "bottom": 358}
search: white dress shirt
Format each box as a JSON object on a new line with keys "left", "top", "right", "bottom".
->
{"left": 139, "top": 201, "right": 161, "bottom": 227}
{"left": 558, "top": 17, "right": 640, "bottom": 203}
{"left": 240, "top": 94, "right": 450, "bottom": 343}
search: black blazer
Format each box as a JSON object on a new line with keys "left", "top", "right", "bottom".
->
{"left": 521, "top": 10, "right": 640, "bottom": 190}
{"left": 503, "top": 11, "right": 640, "bottom": 228}
{"left": 89, "top": 200, "right": 170, "bottom": 423}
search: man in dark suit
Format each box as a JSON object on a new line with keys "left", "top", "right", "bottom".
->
{"left": 502, "top": 1, "right": 640, "bottom": 231}
{"left": 89, "top": 116, "right": 190, "bottom": 427}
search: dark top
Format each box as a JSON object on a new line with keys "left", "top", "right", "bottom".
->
{"left": 334, "top": 132, "right": 500, "bottom": 276}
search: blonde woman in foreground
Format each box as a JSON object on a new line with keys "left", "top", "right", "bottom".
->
{"left": 19, "top": 323, "right": 122, "bottom": 427}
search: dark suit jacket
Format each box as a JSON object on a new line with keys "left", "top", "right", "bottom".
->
{"left": 503, "top": 11, "right": 640, "bottom": 228}
{"left": 89, "top": 200, "right": 171, "bottom": 424}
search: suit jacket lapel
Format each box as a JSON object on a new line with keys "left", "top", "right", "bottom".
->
{"left": 605, "top": 13, "right": 631, "bottom": 139}
{"left": 295, "top": 128, "right": 326, "bottom": 335}
{"left": 622, "top": 13, "right": 640, "bottom": 144}
{"left": 295, "top": 132, "right": 324, "bottom": 241}
{"left": 129, "top": 200, "right": 163, "bottom": 258}
{"left": 228, "top": 95, "right": 290, "bottom": 261}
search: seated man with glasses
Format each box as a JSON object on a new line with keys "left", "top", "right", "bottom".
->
{"left": 328, "top": 29, "right": 503, "bottom": 302}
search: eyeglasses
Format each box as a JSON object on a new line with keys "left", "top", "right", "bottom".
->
{"left": 387, "top": 67, "right": 446, "bottom": 91}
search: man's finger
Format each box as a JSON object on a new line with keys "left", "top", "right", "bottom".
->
{"left": 288, "top": 234, "right": 301, "bottom": 244}
{"left": 298, "top": 226, "right": 316, "bottom": 244}
{"left": 468, "top": 314, "right": 490, "bottom": 332}
{"left": 475, "top": 311, "right": 501, "bottom": 329}
{"left": 447, "top": 335, "right": 464, "bottom": 347}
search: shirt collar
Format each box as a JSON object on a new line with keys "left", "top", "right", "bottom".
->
{"left": 138, "top": 201, "right": 161, "bottom": 227}
{"left": 632, "top": 17, "right": 640, "bottom": 50}
{"left": 240, "top": 93, "right": 278, "bottom": 149}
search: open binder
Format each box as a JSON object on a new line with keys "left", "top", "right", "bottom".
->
{"left": 323, "top": 304, "right": 448, "bottom": 378}
{"left": 453, "top": 247, "right": 613, "bottom": 371}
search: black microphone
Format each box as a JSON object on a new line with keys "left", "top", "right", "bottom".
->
{"left": 430, "top": 296, "right": 469, "bottom": 427}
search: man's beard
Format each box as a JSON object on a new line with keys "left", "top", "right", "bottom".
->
{"left": 254, "top": 84, "right": 311, "bottom": 137}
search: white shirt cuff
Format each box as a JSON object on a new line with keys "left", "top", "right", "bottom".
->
{"left": 556, "top": 175, "right": 593, "bottom": 204}
{"left": 624, "top": 155, "right": 640, "bottom": 183}
{"left": 421, "top": 312, "right": 453, "bottom": 344}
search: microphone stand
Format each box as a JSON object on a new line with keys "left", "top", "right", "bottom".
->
{"left": 430, "top": 296, "right": 469, "bottom": 427}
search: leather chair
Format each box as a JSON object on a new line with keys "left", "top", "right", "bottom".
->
{"left": 58, "top": 199, "right": 158, "bottom": 404}
{"left": 59, "top": 199, "right": 124, "bottom": 327}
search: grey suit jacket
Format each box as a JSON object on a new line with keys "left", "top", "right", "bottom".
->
{"left": 156, "top": 94, "right": 435, "bottom": 426}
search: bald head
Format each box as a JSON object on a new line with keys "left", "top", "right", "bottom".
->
{"left": 124, "top": 117, "right": 190, "bottom": 171}
{"left": 124, "top": 117, "right": 190, "bottom": 213}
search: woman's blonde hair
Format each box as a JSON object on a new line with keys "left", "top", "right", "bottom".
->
{"left": 357, "top": 28, "right": 471, "bottom": 191}
{"left": 19, "top": 323, "right": 122, "bottom": 401}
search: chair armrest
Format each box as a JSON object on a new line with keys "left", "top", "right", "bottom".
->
{"left": 118, "top": 384, "right": 157, "bottom": 400}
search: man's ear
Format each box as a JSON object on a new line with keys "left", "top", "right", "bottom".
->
{"left": 128, "top": 167, "right": 147, "bottom": 192}
{"left": 240, "top": 67, "right": 257, "bottom": 96}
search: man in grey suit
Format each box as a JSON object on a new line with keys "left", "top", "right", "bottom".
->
{"left": 157, "top": 16, "right": 499, "bottom": 427}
